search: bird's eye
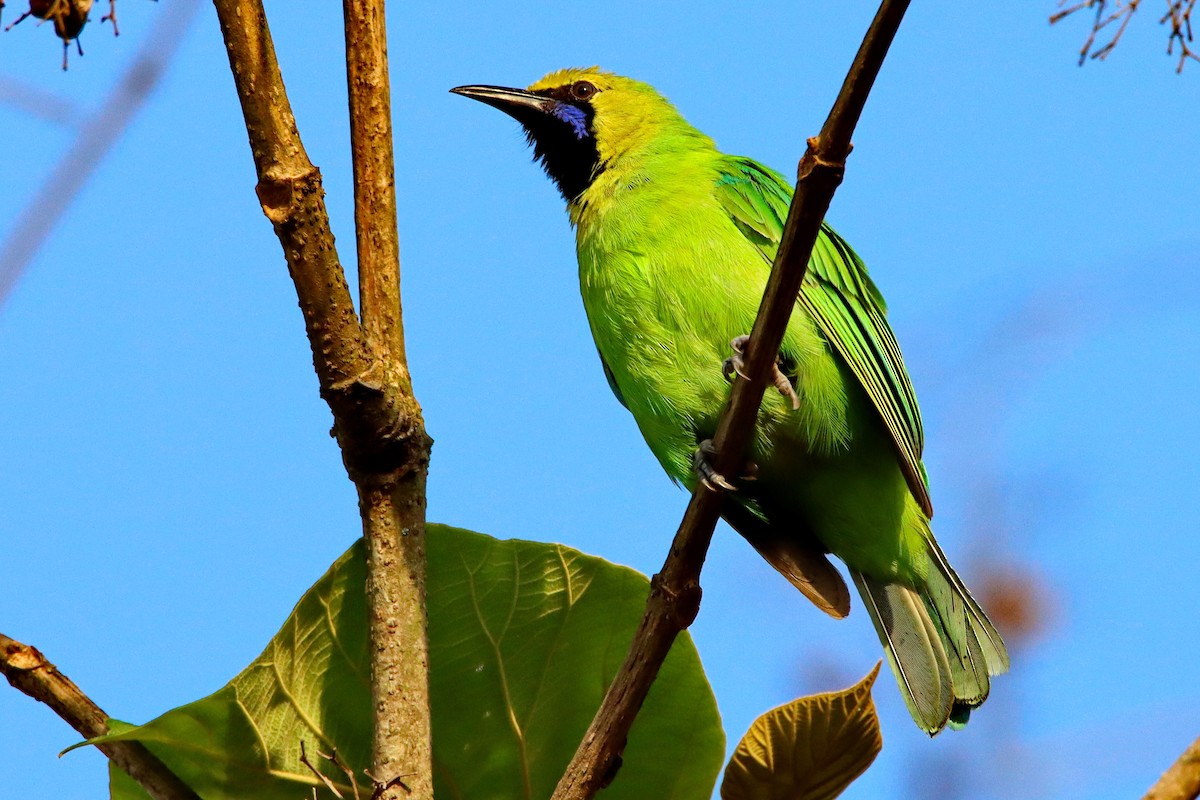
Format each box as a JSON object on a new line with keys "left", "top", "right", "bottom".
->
{"left": 571, "top": 81, "right": 597, "bottom": 100}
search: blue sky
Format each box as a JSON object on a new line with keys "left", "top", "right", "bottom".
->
{"left": 2, "top": 2, "right": 1199, "bottom": 798}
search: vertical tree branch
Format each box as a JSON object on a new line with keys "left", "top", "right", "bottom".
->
{"left": 344, "top": 0, "right": 407, "bottom": 368}
{"left": 1144, "top": 736, "right": 1200, "bottom": 800}
{"left": 0, "top": 633, "right": 199, "bottom": 800}
{"left": 550, "top": 1, "right": 911, "bottom": 797}
{"left": 342, "top": 5, "right": 432, "bottom": 800}
{"left": 212, "top": 1, "right": 433, "bottom": 798}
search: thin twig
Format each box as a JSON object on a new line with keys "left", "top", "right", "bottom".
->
{"left": 320, "top": 748, "right": 365, "bottom": 800}
{"left": 0, "top": 633, "right": 199, "bottom": 800}
{"left": 1143, "top": 735, "right": 1200, "bottom": 800}
{"left": 367, "top": 772, "right": 413, "bottom": 799}
{"left": 212, "top": 1, "right": 433, "bottom": 798}
{"left": 1163, "top": 0, "right": 1200, "bottom": 72}
{"left": 300, "top": 741, "right": 346, "bottom": 799}
{"left": 101, "top": 0, "right": 119, "bottom": 36}
{"left": 1050, "top": 0, "right": 1199, "bottom": 69}
{"left": 1093, "top": 1, "right": 1141, "bottom": 59}
{"left": 549, "top": 1, "right": 912, "bottom": 797}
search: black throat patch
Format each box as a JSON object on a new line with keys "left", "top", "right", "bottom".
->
{"left": 519, "top": 89, "right": 603, "bottom": 203}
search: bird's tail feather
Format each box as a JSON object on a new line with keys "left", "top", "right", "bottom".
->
{"left": 852, "top": 539, "right": 1010, "bottom": 734}
{"left": 851, "top": 569, "right": 953, "bottom": 733}
{"left": 923, "top": 535, "right": 1011, "bottom": 676}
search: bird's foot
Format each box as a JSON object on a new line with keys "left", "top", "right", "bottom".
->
{"left": 722, "top": 334, "right": 800, "bottom": 410}
{"left": 720, "top": 335, "right": 753, "bottom": 382}
{"left": 693, "top": 439, "right": 758, "bottom": 492}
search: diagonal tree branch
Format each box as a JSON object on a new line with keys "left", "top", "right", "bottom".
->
{"left": 211, "top": 1, "right": 433, "bottom": 798}
{"left": 0, "top": 633, "right": 199, "bottom": 800}
{"left": 1143, "top": 735, "right": 1200, "bottom": 800}
{"left": 550, "top": 1, "right": 912, "bottom": 797}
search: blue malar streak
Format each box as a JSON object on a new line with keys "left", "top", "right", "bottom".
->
{"left": 551, "top": 103, "right": 590, "bottom": 140}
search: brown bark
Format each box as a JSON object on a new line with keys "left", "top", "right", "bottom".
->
{"left": 212, "top": 1, "right": 432, "bottom": 797}
{"left": 549, "top": 1, "right": 912, "bottom": 797}
{"left": 0, "top": 633, "right": 199, "bottom": 800}
{"left": 1144, "top": 736, "right": 1200, "bottom": 800}
{"left": 341, "top": 3, "right": 433, "bottom": 798}
{"left": 344, "top": 0, "right": 407, "bottom": 369}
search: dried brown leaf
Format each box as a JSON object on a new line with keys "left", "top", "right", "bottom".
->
{"left": 721, "top": 662, "right": 883, "bottom": 800}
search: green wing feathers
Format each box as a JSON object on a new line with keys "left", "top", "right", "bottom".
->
{"left": 715, "top": 156, "right": 1010, "bottom": 733}
{"left": 714, "top": 157, "right": 932, "bottom": 516}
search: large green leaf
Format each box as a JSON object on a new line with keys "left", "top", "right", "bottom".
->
{"left": 90, "top": 524, "right": 723, "bottom": 800}
{"left": 721, "top": 663, "right": 882, "bottom": 800}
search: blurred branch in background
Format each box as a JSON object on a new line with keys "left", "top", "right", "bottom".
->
{"left": 1051, "top": 0, "right": 1199, "bottom": 72}
{"left": 0, "top": 0, "right": 202, "bottom": 307}
{"left": 0, "top": 74, "right": 80, "bottom": 124}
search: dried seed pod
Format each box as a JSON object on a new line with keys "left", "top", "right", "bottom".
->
{"left": 6, "top": 1, "right": 99, "bottom": 69}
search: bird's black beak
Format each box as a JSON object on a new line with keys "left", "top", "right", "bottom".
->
{"left": 450, "top": 85, "right": 553, "bottom": 119}
{"left": 451, "top": 83, "right": 599, "bottom": 203}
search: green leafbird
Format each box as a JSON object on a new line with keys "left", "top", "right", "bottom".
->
{"left": 452, "top": 68, "right": 1009, "bottom": 734}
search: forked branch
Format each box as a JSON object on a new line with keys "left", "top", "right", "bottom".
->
{"left": 211, "top": 1, "right": 432, "bottom": 798}
{"left": 549, "top": 1, "right": 912, "bottom": 798}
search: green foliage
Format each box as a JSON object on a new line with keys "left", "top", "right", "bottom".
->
{"left": 721, "top": 663, "right": 883, "bottom": 800}
{"left": 88, "top": 525, "right": 724, "bottom": 799}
